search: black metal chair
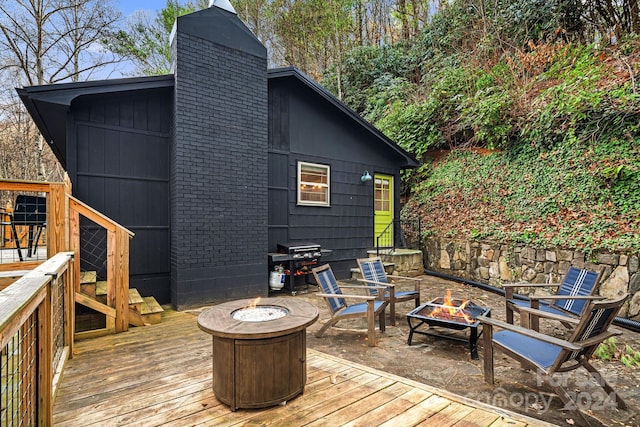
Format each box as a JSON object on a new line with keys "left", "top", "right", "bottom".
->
{"left": 2, "top": 195, "right": 47, "bottom": 261}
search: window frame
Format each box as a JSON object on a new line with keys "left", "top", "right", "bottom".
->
{"left": 297, "top": 161, "right": 330, "bottom": 207}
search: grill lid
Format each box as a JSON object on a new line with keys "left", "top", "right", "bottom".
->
{"left": 277, "top": 242, "right": 321, "bottom": 253}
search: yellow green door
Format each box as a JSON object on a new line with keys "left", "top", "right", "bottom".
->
{"left": 374, "top": 174, "right": 393, "bottom": 247}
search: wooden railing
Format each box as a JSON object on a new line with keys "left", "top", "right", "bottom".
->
{"left": 69, "top": 196, "right": 133, "bottom": 336}
{"left": 0, "top": 178, "right": 134, "bottom": 338}
{"left": 0, "top": 252, "right": 74, "bottom": 426}
{"left": 0, "top": 180, "right": 67, "bottom": 270}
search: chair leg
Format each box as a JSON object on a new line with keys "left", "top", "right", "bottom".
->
{"left": 315, "top": 318, "right": 338, "bottom": 338}
{"left": 482, "top": 323, "right": 495, "bottom": 384}
{"left": 10, "top": 223, "right": 23, "bottom": 262}
{"left": 388, "top": 299, "right": 396, "bottom": 326}
{"left": 33, "top": 225, "right": 44, "bottom": 255}
{"left": 27, "top": 224, "right": 34, "bottom": 257}
{"left": 581, "top": 358, "right": 627, "bottom": 410}
{"left": 547, "top": 379, "right": 594, "bottom": 427}
{"left": 506, "top": 304, "right": 514, "bottom": 324}
{"left": 367, "top": 301, "right": 376, "bottom": 347}
{"left": 505, "top": 288, "right": 515, "bottom": 324}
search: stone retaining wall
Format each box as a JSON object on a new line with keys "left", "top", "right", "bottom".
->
{"left": 423, "top": 238, "right": 640, "bottom": 320}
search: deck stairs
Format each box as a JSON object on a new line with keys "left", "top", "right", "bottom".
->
{"left": 79, "top": 271, "right": 164, "bottom": 327}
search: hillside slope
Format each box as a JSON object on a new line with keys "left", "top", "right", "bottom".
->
{"left": 402, "top": 141, "right": 640, "bottom": 254}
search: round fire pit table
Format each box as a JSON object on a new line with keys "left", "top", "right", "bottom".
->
{"left": 197, "top": 297, "right": 318, "bottom": 411}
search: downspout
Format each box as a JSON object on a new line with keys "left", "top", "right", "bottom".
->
{"left": 423, "top": 268, "right": 640, "bottom": 334}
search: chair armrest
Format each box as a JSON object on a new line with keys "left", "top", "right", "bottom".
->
{"left": 341, "top": 284, "right": 388, "bottom": 290}
{"left": 502, "top": 282, "right": 560, "bottom": 289}
{"left": 316, "top": 293, "right": 376, "bottom": 301}
{"left": 387, "top": 274, "right": 422, "bottom": 283}
{"left": 528, "top": 295, "right": 604, "bottom": 301}
{"left": 356, "top": 278, "right": 394, "bottom": 288}
{"left": 580, "top": 330, "right": 622, "bottom": 347}
{"left": 387, "top": 275, "right": 422, "bottom": 291}
{"left": 478, "top": 316, "right": 582, "bottom": 351}
{"left": 516, "top": 306, "right": 580, "bottom": 324}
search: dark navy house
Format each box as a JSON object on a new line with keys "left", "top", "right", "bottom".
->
{"left": 18, "top": 4, "right": 418, "bottom": 309}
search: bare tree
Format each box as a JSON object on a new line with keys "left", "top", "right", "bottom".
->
{"left": 0, "top": 0, "right": 122, "bottom": 85}
{"left": 0, "top": 0, "right": 120, "bottom": 181}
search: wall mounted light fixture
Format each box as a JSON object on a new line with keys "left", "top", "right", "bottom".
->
{"left": 360, "top": 171, "right": 372, "bottom": 183}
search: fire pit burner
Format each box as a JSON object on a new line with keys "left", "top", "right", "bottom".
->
{"left": 406, "top": 293, "right": 490, "bottom": 359}
{"left": 231, "top": 305, "right": 289, "bottom": 322}
{"left": 198, "top": 297, "right": 318, "bottom": 411}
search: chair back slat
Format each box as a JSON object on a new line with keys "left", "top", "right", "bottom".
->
{"left": 357, "top": 257, "right": 388, "bottom": 297}
{"left": 551, "top": 267, "right": 600, "bottom": 315}
{"left": 312, "top": 264, "right": 346, "bottom": 314}
{"left": 559, "top": 295, "right": 627, "bottom": 366}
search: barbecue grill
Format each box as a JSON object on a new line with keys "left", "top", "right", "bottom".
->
{"left": 268, "top": 242, "right": 330, "bottom": 294}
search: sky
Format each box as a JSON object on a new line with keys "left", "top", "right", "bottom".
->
{"left": 117, "top": 0, "right": 170, "bottom": 17}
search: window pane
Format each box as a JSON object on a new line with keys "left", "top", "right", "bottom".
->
{"left": 300, "top": 185, "right": 328, "bottom": 202}
{"left": 300, "top": 166, "right": 327, "bottom": 185}
{"left": 375, "top": 178, "right": 390, "bottom": 211}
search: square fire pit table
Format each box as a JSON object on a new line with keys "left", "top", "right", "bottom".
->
{"left": 406, "top": 296, "right": 490, "bottom": 359}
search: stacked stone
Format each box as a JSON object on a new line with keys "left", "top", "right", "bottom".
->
{"left": 424, "top": 237, "right": 640, "bottom": 320}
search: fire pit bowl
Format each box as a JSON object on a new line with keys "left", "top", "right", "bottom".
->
{"left": 406, "top": 294, "right": 490, "bottom": 359}
{"left": 197, "top": 297, "right": 318, "bottom": 411}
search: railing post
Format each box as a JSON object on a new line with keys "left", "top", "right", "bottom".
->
{"left": 47, "top": 183, "right": 67, "bottom": 256}
{"left": 112, "top": 228, "right": 129, "bottom": 333}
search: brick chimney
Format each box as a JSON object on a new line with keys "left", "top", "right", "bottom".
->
{"left": 170, "top": 4, "right": 268, "bottom": 308}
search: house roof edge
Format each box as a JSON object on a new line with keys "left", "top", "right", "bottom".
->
{"left": 267, "top": 67, "right": 419, "bottom": 168}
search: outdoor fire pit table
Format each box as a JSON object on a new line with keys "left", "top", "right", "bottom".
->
{"left": 197, "top": 297, "right": 318, "bottom": 411}
{"left": 406, "top": 295, "right": 490, "bottom": 359}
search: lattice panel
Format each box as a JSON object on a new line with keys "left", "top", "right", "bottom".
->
{"left": 79, "top": 216, "right": 107, "bottom": 281}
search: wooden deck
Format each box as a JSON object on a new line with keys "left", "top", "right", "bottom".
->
{"left": 53, "top": 309, "right": 554, "bottom": 426}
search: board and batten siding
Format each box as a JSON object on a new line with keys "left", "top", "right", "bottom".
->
{"left": 268, "top": 76, "right": 404, "bottom": 279}
{"left": 70, "top": 89, "right": 172, "bottom": 303}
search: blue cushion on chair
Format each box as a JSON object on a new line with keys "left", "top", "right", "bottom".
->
{"left": 341, "top": 301, "right": 386, "bottom": 316}
{"left": 493, "top": 330, "right": 562, "bottom": 370}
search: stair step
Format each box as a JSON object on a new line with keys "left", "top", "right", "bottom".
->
{"left": 135, "top": 297, "right": 163, "bottom": 325}
{"left": 128, "top": 288, "right": 144, "bottom": 305}
{"left": 96, "top": 281, "right": 107, "bottom": 296}
{"left": 142, "top": 296, "right": 164, "bottom": 315}
{"left": 80, "top": 271, "right": 96, "bottom": 285}
{"left": 128, "top": 291, "right": 163, "bottom": 326}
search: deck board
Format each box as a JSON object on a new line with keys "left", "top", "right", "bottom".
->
{"left": 53, "top": 309, "right": 554, "bottom": 426}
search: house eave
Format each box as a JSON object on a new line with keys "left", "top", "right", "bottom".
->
{"left": 17, "top": 75, "right": 175, "bottom": 168}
